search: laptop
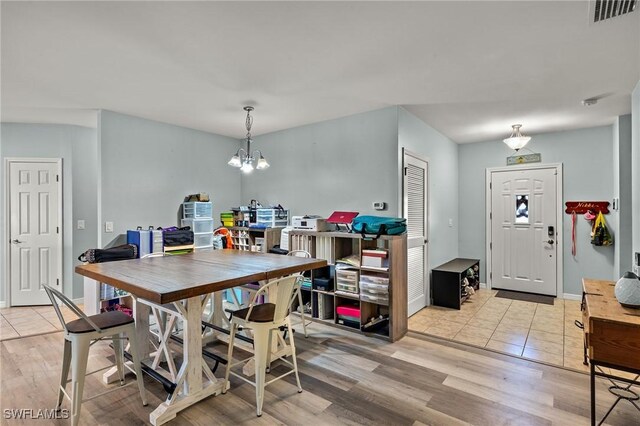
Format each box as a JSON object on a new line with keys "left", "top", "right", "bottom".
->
{"left": 327, "top": 211, "right": 359, "bottom": 224}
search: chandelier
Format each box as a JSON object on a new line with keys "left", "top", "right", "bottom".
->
{"left": 228, "top": 106, "right": 269, "bottom": 173}
{"left": 503, "top": 124, "right": 531, "bottom": 151}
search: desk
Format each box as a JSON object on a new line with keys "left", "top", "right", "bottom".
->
{"left": 582, "top": 278, "right": 640, "bottom": 425}
{"left": 76, "top": 250, "right": 326, "bottom": 425}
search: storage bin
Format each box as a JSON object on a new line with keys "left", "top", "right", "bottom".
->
{"left": 359, "top": 281, "right": 389, "bottom": 294}
{"left": 194, "top": 232, "right": 214, "bottom": 248}
{"left": 182, "top": 202, "right": 213, "bottom": 219}
{"left": 336, "top": 269, "right": 359, "bottom": 293}
{"left": 360, "top": 293, "right": 389, "bottom": 305}
{"left": 360, "top": 274, "right": 389, "bottom": 286}
{"left": 362, "top": 249, "right": 388, "bottom": 268}
{"left": 181, "top": 218, "right": 214, "bottom": 234}
{"left": 256, "top": 208, "right": 289, "bottom": 228}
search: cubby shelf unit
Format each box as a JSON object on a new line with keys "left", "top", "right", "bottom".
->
{"left": 288, "top": 230, "right": 407, "bottom": 342}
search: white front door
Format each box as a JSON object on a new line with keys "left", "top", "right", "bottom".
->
{"left": 403, "top": 150, "right": 429, "bottom": 316}
{"left": 489, "top": 167, "right": 558, "bottom": 296}
{"left": 8, "top": 159, "right": 62, "bottom": 306}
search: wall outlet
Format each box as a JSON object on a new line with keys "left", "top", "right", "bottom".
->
{"left": 105, "top": 221, "right": 114, "bottom": 233}
{"left": 77, "top": 220, "right": 85, "bottom": 230}
{"left": 448, "top": 218, "right": 453, "bottom": 227}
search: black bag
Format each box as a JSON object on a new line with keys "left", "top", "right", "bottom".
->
{"left": 78, "top": 244, "right": 138, "bottom": 263}
{"left": 163, "top": 228, "right": 194, "bottom": 247}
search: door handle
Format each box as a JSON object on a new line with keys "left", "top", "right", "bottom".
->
{"left": 545, "top": 239, "right": 554, "bottom": 245}
{"left": 11, "top": 239, "right": 24, "bottom": 244}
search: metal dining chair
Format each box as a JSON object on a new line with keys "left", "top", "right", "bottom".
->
{"left": 43, "top": 284, "right": 147, "bottom": 426}
{"left": 223, "top": 275, "right": 303, "bottom": 417}
{"left": 286, "top": 250, "right": 312, "bottom": 337}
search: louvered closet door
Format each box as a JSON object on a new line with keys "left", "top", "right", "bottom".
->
{"left": 403, "top": 151, "right": 428, "bottom": 316}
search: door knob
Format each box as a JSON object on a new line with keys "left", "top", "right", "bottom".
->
{"left": 11, "top": 239, "right": 23, "bottom": 244}
{"left": 546, "top": 239, "right": 554, "bottom": 245}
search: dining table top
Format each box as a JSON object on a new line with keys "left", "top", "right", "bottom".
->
{"left": 75, "top": 250, "right": 327, "bottom": 304}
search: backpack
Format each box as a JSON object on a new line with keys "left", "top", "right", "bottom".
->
{"left": 78, "top": 244, "right": 138, "bottom": 263}
{"left": 351, "top": 216, "right": 407, "bottom": 239}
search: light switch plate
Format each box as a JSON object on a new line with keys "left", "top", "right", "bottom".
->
{"left": 105, "top": 221, "right": 114, "bottom": 233}
{"left": 77, "top": 220, "right": 85, "bottom": 230}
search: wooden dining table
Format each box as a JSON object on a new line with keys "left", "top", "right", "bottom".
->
{"left": 75, "top": 250, "right": 326, "bottom": 425}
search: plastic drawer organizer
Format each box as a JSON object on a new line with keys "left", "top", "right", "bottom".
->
{"left": 256, "top": 208, "right": 289, "bottom": 228}
{"left": 359, "top": 274, "right": 389, "bottom": 305}
{"left": 183, "top": 202, "right": 213, "bottom": 219}
{"left": 336, "top": 269, "right": 359, "bottom": 293}
{"left": 181, "top": 201, "right": 214, "bottom": 250}
{"left": 181, "top": 218, "right": 214, "bottom": 234}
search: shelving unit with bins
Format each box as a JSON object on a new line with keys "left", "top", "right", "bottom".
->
{"left": 229, "top": 227, "right": 283, "bottom": 252}
{"left": 182, "top": 201, "right": 214, "bottom": 251}
{"left": 288, "top": 230, "right": 407, "bottom": 342}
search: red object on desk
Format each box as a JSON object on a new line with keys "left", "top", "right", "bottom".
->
{"left": 565, "top": 201, "right": 610, "bottom": 215}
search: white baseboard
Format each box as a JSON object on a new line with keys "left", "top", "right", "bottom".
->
{"left": 72, "top": 298, "right": 84, "bottom": 305}
{"left": 562, "top": 293, "right": 582, "bottom": 301}
{"left": 0, "top": 301, "right": 6, "bottom": 308}
{"left": 479, "top": 283, "right": 487, "bottom": 289}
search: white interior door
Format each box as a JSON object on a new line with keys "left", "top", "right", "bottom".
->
{"left": 9, "top": 159, "right": 62, "bottom": 306}
{"left": 490, "top": 167, "right": 557, "bottom": 296}
{"left": 403, "top": 150, "right": 428, "bottom": 316}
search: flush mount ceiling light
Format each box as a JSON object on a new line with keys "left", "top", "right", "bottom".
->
{"left": 228, "top": 106, "right": 269, "bottom": 173}
{"left": 503, "top": 124, "right": 531, "bottom": 151}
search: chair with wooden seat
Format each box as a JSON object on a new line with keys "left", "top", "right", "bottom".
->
{"left": 223, "top": 275, "right": 303, "bottom": 417}
{"left": 43, "top": 285, "right": 147, "bottom": 426}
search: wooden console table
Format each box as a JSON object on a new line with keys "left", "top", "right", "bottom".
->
{"left": 582, "top": 278, "right": 640, "bottom": 425}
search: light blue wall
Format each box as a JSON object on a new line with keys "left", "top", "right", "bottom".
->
{"left": 458, "top": 126, "right": 614, "bottom": 296}
{"left": 612, "top": 115, "right": 633, "bottom": 279}
{"left": 241, "top": 107, "right": 399, "bottom": 218}
{"left": 397, "top": 107, "right": 459, "bottom": 275}
{"left": 98, "top": 110, "right": 242, "bottom": 246}
{"left": 633, "top": 81, "right": 640, "bottom": 270}
{"left": 0, "top": 123, "right": 98, "bottom": 300}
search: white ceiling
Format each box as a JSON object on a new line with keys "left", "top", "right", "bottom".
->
{"left": 1, "top": 1, "right": 638, "bottom": 143}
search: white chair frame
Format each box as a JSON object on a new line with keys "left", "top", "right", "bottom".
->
{"left": 223, "top": 275, "right": 303, "bottom": 417}
{"left": 43, "top": 284, "right": 147, "bottom": 426}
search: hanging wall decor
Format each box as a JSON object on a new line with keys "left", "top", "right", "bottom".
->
{"left": 564, "top": 201, "right": 610, "bottom": 215}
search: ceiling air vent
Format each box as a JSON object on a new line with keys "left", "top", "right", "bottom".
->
{"left": 590, "top": 0, "right": 637, "bottom": 23}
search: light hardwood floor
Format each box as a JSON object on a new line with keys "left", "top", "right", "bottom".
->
{"left": 1, "top": 320, "right": 639, "bottom": 425}
{"left": 408, "top": 289, "right": 590, "bottom": 372}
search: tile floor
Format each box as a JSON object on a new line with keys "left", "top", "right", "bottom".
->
{"left": 408, "top": 288, "right": 588, "bottom": 372}
{"left": 0, "top": 304, "right": 81, "bottom": 341}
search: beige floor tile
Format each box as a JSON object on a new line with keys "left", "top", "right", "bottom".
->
{"left": 524, "top": 338, "right": 563, "bottom": 356}
{"left": 440, "top": 310, "right": 475, "bottom": 325}
{"left": 469, "top": 317, "right": 500, "bottom": 330}
{"left": 495, "top": 322, "right": 529, "bottom": 335}
{"left": 12, "top": 320, "right": 57, "bottom": 336}
{"left": 499, "top": 315, "right": 533, "bottom": 329}
{"left": 533, "top": 310, "right": 564, "bottom": 322}
{"left": 453, "top": 331, "right": 490, "bottom": 347}
{"left": 564, "top": 358, "right": 590, "bottom": 373}
{"left": 527, "top": 329, "right": 564, "bottom": 345}
{"left": 485, "top": 339, "right": 524, "bottom": 356}
{"left": 564, "top": 336, "right": 583, "bottom": 350}
{"left": 0, "top": 308, "right": 36, "bottom": 319}
{"left": 423, "top": 320, "right": 464, "bottom": 340}
{"left": 475, "top": 308, "right": 506, "bottom": 320}
{"left": 530, "top": 317, "right": 564, "bottom": 335}
{"left": 457, "top": 324, "right": 495, "bottom": 340}
{"left": 490, "top": 329, "right": 529, "bottom": 347}
{"left": 0, "top": 327, "right": 19, "bottom": 340}
{"left": 522, "top": 347, "right": 563, "bottom": 366}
